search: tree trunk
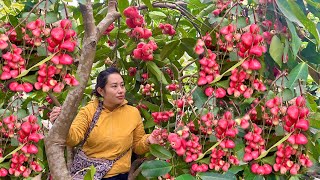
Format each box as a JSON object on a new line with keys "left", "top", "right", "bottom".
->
{"left": 44, "top": 0, "right": 120, "bottom": 179}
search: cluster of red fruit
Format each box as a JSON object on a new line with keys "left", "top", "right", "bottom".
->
{"left": 263, "top": 96, "right": 284, "bottom": 125}
{"left": 215, "top": 112, "right": 238, "bottom": 149}
{"left": 123, "top": 6, "right": 158, "bottom": 61}
{"left": 212, "top": 0, "right": 232, "bottom": 16}
{"left": 133, "top": 41, "right": 158, "bottom": 61}
{"left": 152, "top": 110, "right": 174, "bottom": 124}
{"left": 0, "top": 115, "right": 43, "bottom": 177}
{"left": 25, "top": 19, "right": 51, "bottom": 46}
{"left": 209, "top": 148, "right": 239, "bottom": 172}
{"left": 196, "top": 50, "right": 220, "bottom": 86}
{"left": 48, "top": 19, "right": 76, "bottom": 61}
{"left": 140, "top": 83, "right": 155, "bottom": 96}
{"left": 166, "top": 82, "right": 179, "bottom": 92}
{"left": 1, "top": 44, "right": 26, "bottom": 80}
{"left": 159, "top": 23, "right": 176, "bottom": 36}
{"left": 243, "top": 124, "right": 265, "bottom": 162}
{"left": 149, "top": 128, "right": 168, "bottom": 146}
{"left": 273, "top": 144, "right": 312, "bottom": 175}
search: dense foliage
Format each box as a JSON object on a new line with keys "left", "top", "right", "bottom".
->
{"left": 0, "top": 0, "right": 319, "bottom": 179}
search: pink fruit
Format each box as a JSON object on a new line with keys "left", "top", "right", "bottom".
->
{"left": 287, "top": 105, "right": 299, "bottom": 120}
{"left": 50, "top": 27, "right": 64, "bottom": 42}
{"left": 241, "top": 32, "right": 253, "bottom": 47}
{"left": 59, "top": 54, "right": 73, "bottom": 65}
{"left": 204, "top": 87, "right": 214, "bottom": 97}
{"left": 60, "top": 40, "right": 75, "bottom": 52}
{"left": 60, "top": 19, "right": 72, "bottom": 29}
{"left": 295, "top": 133, "right": 308, "bottom": 145}
{"left": 295, "top": 119, "right": 309, "bottom": 131}
{"left": 21, "top": 122, "right": 32, "bottom": 134}
{"left": 23, "top": 82, "right": 33, "bottom": 93}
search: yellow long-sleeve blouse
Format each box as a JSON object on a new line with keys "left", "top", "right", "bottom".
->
{"left": 66, "top": 99, "right": 150, "bottom": 178}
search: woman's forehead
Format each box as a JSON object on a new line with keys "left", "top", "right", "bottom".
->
{"left": 106, "top": 73, "right": 123, "bottom": 83}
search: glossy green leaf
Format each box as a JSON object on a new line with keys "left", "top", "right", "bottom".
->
{"left": 276, "top": 0, "right": 302, "bottom": 26}
{"left": 197, "top": 172, "right": 236, "bottom": 180}
{"left": 15, "top": 53, "right": 57, "bottom": 79}
{"left": 150, "top": 144, "right": 172, "bottom": 159}
{"left": 192, "top": 87, "right": 208, "bottom": 109}
{"left": 286, "top": 19, "right": 302, "bottom": 59}
{"left": 287, "top": 0, "right": 320, "bottom": 46}
{"left": 176, "top": 174, "right": 196, "bottom": 180}
{"left": 269, "top": 35, "right": 284, "bottom": 67}
{"left": 83, "top": 165, "right": 96, "bottom": 180}
{"left": 146, "top": 61, "right": 168, "bottom": 85}
{"left": 148, "top": 11, "right": 167, "bottom": 19}
{"left": 141, "top": 160, "right": 172, "bottom": 178}
{"left": 286, "top": 62, "right": 308, "bottom": 90}
{"left": 160, "top": 40, "right": 180, "bottom": 60}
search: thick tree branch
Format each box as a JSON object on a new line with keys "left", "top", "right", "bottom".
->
{"left": 44, "top": 0, "right": 119, "bottom": 179}
{"left": 96, "top": 0, "right": 121, "bottom": 39}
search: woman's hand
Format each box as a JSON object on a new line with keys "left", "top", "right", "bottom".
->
{"left": 147, "top": 130, "right": 161, "bottom": 145}
{"left": 49, "top": 106, "right": 62, "bottom": 123}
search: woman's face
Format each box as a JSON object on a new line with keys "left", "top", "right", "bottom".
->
{"left": 99, "top": 73, "right": 126, "bottom": 108}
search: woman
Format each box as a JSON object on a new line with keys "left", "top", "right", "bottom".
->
{"left": 49, "top": 67, "right": 158, "bottom": 180}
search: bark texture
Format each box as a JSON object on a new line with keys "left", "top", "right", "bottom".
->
{"left": 44, "top": 0, "right": 120, "bottom": 179}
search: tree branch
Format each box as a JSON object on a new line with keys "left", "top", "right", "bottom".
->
{"left": 96, "top": 0, "right": 121, "bottom": 40}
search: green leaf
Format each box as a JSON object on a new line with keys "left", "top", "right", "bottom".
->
{"left": 141, "top": 160, "right": 172, "bottom": 178}
{"left": 286, "top": 19, "right": 302, "bottom": 59}
{"left": 211, "top": 58, "right": 245, "bottom": 84}
{"left": 45, "top": 12, "right": 58, "bottom": 24}
{"left": 37, "top": 46, "right": 47, "bottom": 56}
{"left": 15, "top": 53, "right": 56, "bottom": 79}
{"left": 0, "top": 162, "right": 10, "bottom": 169}
{"left": 146, "top": 61, "right": 168, "bottom": 85}
{"left": 21, "top": 13, "right": 37, "bottom": 22}
{"left": 176, "top": 174, "right": 196, "bottom": 180}
{"left": 261, "top": 155, "right": 276, "bottom": 165}
{"left": 269, "top": 35, "right": 284, "bottom": 67}
{"left": 3, "top": 0, "right": 11, "bottom": 7}
{"left": 256, "top": 132, "right": 292, "bottom": 160}
{"left": 180, "top": 38, "right": 197, "bottom": 58}
{"left": 118, "top": 0, "right": 129, "bottom": 16}
{"left": 300, "top": 42, "right": 320, "bottom": 64}
{"left": 148, "top": 11, "right": 167, "bottom": 19}
{"left": 150, "top": 144, "right": 172, "bottom": 159}
{"left": 160, "top": 40, "right": 180, "bottom": 60}
{"left": 228, "top": 166, "right": 244, "bottom": 174}
{"left": 275, "top": 125, "right": 285, "bottom": 136}
{"left": 192, "top": 87, "right": 207, "bottom": 109}
{"left": 286, "top": 62, "right": 308, "bottom": 90}
{"left": 83, "top": 165, "right": 96, "bottom": 180}
{"left": 278, "top": 88, "right": 294, "bottom": 101}
{"left": 142, "top": 0, "right": 153, "bottom": 10}
{"left": 197, "top": 172, "right": 236, "bottom": 180}
{"left": 276, "top": 0, "right": 302, "bottom": 26}
{"left": 310, "top": 112, "right": 320, "bottom": 129}
{"left": 22, "top": 75, "right": 37, "bottom": 83}
{"left": 287, "top": 0, "right": 320, "bottom": 46}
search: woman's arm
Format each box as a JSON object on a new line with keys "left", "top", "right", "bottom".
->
{"left": 66, "top": 107, "right": 91, "bottom": 147}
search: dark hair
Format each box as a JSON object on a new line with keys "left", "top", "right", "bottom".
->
{"left": 92, "top": 67, "right": 121, "bottom": 97}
